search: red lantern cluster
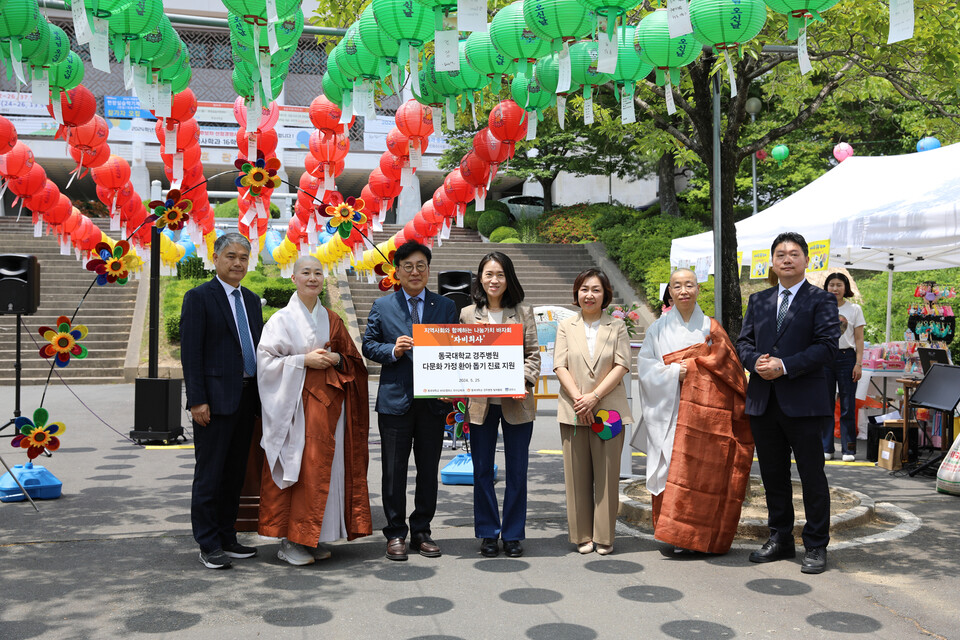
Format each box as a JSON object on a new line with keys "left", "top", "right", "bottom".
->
{"left": 51, "top": 86, "right": 110, "bottom": 181}
{"left": 233, "top": 96, "right": 284, "bottom": 254}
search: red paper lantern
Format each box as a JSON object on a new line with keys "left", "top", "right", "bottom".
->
{"left": 61, "top": 210, "right": 82, "bottom": 236}
{"left": 444, "top": 169, "right": 475, "bottom": 208}
{"left": 77, "top": 218, "right": 103, "bottom": 251}
{"left": 386, "top": 128, "right": 428, "bottom": 158}
{"left": 7, "top": 163, "right": 47, "bottom": 200}
{"left": 460, "top": 151, "right": 491, "bottom": 187}
{"left": 66, "top": 115, "right": 109, "bottom": 151}
{"left": 237, "top": 127, "right": 278, "bottom": 155}
{"left": 420, "top": 200, "right": 443, "bottom": 225}
{"left": 152, "top": 89, "right": 198, "bottom": 124}
{"left": 396, "top": 100, "right": 435, "bottom": 141}
{"left": 488, "top": 100, "right": 527, "bottom": 155}
{"left": 299, "top": 171, "right": 322, "bottom": 197}
{"left": 120, "top": 195, "right": 143, "bottom": 222}
{"left": 46, "top": 85, "right": 97, "bottom": 129}
{"left": 309, "top": 130, "right": 349, "bottom": 163}
{"left": 360, "top": 185, "right": 386, "bottom": 215}
{"left": 97, "top": 181, "right": 135, "bottom": 209}
{"left": 164, "top": 162, "right": 204, "bottom": 184}
{"left": 379, "top": 151, "right": 407, "bottom": 181}
{"left": 473, "top": 127, "right": 511, "bottom": 164}
{"left": 25, "top": 180, "right": 60, "bottom": 212}
{"left": 45, "top": 194, "right": 74, "bottom": 225}
{"left": 286, "top": 216, "right": 307, "bottom": 245}
{"left": 369, "top": 168, "right": 403, "bottom": 200}
{"left": 0, "top": 141, "right": 35, "bottom": 178}
{"left": 91, "top": 155, "right": 132, "bottom": 190}
{"left": 403, "top": 220, "right": 425, "bottom": 244}
{"left": 70, "top": 143, "right": 111, "bottom": 171}
{"left": 0, "top": 115, "right": 17, "bottom": 154}
{"left": 309, "top": 95, "right": 353, "bottom": 138}
{"left": 161, "top": 144, "right": 201, "bottom": 167}
{"left": 125, "top": 205, "right": 147, "bottom": 234}
{"left": 413, "top": 211, "right": 438, "bottom": 238}
{"left": 155, "top": 118, "right": 200, "bottom": 151}
{"left": 432, "top": 187, "right": 456, "bottom": 218}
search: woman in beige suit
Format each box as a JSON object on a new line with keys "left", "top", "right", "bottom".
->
{"left": 460, "top": 251, "right": 540, "bottom": 559}
{"left": 554, "top": 268, "right": 632, "bottom": 555}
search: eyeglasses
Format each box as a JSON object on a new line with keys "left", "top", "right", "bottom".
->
{"left": 400, "top": 262, "right": 429, "bottom": 273}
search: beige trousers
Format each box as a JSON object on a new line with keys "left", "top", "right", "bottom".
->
{"left": 559, "top": 423, "right": 624, "bottom": 546}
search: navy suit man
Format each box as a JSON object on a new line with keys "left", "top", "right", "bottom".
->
{"left": 181, "top": 233, "right": 264, "bottom": 570}
{"left": 737, "top": 232, "right": 840, "bottom": 574}
{"left": 362, "top": 241, "right": 458, "bottom": 561}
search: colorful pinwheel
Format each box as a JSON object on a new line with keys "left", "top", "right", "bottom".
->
{"left": 147, "top": 189, "right": 192, "bottom": 231}
{"left": 11, "top": 408, "right": 65, "bottom": 459}
{"left": 322, "top": 192, "right": 367, "bottom": 239}
{"left": 374, "top": 249, "right": 400, "bottom": 292}
{"left": 85, "top": 241, "right": 137, "bottom": 285}
{"left": 38, "top": 316, "right": 89, "bottom": 367}
{"left": 446, "top": 399, "right": 469, "bottom": 439}
{"left": 235, "top": 151, "right": 282, "bottom": 196}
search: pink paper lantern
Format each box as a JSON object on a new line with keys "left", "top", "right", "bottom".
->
{"left": 833, "top": 142, "right": 854, "bottom": 163}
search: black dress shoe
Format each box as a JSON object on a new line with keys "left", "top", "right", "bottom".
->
{"left": 749, "top": 539, "right": 796, "bottom": 564}
{"left": 480, "top": 538, "right": 499, "bottom": 558}
{"left": 386, "top": 537, "right": 408, "bottom": 561}
{"left": 502, "top": 540, "right": 523, "bottom": 558}
{"left": 222, "top": 542, "right": 258, "bottom": 559}
{"left": 411, "top": 535, "right": 442, "bottom": 558}
{"left": 801, "top": 547, "right": 828, "bottom": 574}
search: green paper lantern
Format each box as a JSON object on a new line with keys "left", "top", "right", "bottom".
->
{"left": 511, "top": 71, "right": 553, "bottom": 111}
{"left": 0, "top": 0, "right": 42, "bottom": 41}
{"left": 17, "top": 19, "right": 50, "bottom": 63}
{"left": 634, "top": 9, "right": 702, "bottom": 85}
{"left": 85, "top": 0, "right": 135, "bottom": 18}
{"left": 688, "top": 0, "right": 767, "bottom": 51}
{"left": 342, "top": 22, "right": 383, "bottom": 81}
{"left": 450, "top": 39, "right": 489, "bottom": 93}
{"left": 48, "top": 50, "right": 85, "bottom": 93}
{"left": 168, "top": 66, "right": 192, "bottom": 94}
{"left": 159, "top": 49, "right": 190, "bottom": 82}
{"left": 358, "top": 5, "right": 400, "bottom": 60}
{"left": 372, "top": 0, "right": 435, "bottom": 47}
{"left": 464, "top": 30, "right": 517, "bottom": 78}
{"left": 771, "top": 144, "right": 789, "bottom": 165}
{"left": 569, "top": 41, "right": 611, "bottom": 92}
{"left": 523, "top": 0, "right": 595, "bottom": 47}
{"left": 233, "top": 66, "right": 255, "bottom": 96}
{"left": 533, "top": 51, "right": 559, "bottom": 93}
{"left": 424, "top": 54, "right": 460, "bottom": 98}
{"left": 765, "top": 0, "right": 839, "bottom": 39}
{"left": 414, "top": 68, "right": 445, "bottom": 106}
{"left": 325, "top": 48, "right": 355, "bottom": 90}
{"left": 108, "top": 0, "right": 164, "bottom": 39}
{"left": 611, "top": 25, "right": 652, "bottom": 84}
{"left": 127, "top": 17, "right": 180, "bottom": 68}
{"left": 321, "top": 71, "right": 345, "bottom": 106}
{"left": 490, "top": 0, "right": 551, "bottom": 75}
{"left": 328, "top": 43, "right": 361, "bottom": 85}
{"left": 574, "top": 0, "right": 640, "bottom": 29}
{"left": 222, "top": 0, "right": 301, "bottom": 22}
{"left": 29, "top": 23, "right": 69, "bottom": 67}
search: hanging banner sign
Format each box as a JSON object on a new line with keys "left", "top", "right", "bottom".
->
{"left": 413, "top": 324, "right": 525, "bottom": 398}
{"left": 105, "top": 95, "right": 155, "bottom": 120}
{"left": 363, "top": 115, "right": 449, "bottom": 153}
{"left": 0, "top": 91, "right": 50, "bottom": 116}
{"left": 103, "top": 117, "right": 311, "bottom": 149}
{"left": 807, "top": 240, "right": 830, "bottom": 272}
{"left": 750, "top": 249, "right": 770, "bottom": 279}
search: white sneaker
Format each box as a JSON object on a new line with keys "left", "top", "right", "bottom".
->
{"left": 824, "top": 452, "right": 833, "bottom": 461}
{"left": 311, "top": 544, "right": 332, "bottom": 561}
{"left": 842, "top": 454, "right": 856, "bottom": 462}
{"left": 278, "top": 539, "right": 315, "bottom": 566}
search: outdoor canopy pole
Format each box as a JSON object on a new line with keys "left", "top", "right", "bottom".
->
{"left": 886, "top": 260, "right": 894, "bottom": 342}
{"left": 712, "top": 71, "right": 723, "bottom": 323}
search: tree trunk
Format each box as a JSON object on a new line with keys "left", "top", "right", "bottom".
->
{"left": 539, "top": 177, "right": 555, "bottom": 212}
{"left": 718, "top": 148, "right": 744, "bottom": 339}
{"left": 657, "top": 152, "right": 680, "bottom": 217}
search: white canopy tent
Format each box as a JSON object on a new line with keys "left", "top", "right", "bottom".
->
{"left": 670, "top": 143, "right": 960, "bottom": 339}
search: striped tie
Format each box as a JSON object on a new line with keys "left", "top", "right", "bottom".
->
{"left": 232, "top": 290, "right": 257, "bottom": 376}
{"left": 410, "top": 297, "right": 421, "bottom": 324}
{"left": 776, "top": 290, "right": 791, "bottom": 332}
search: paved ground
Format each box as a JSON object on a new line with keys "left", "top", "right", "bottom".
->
{"left": 1, "top": 383, "right": 958, "bottom": 640}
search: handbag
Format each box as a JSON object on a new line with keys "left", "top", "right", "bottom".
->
{"left": 591, "top": 409, "right": 623, "bottom": 440}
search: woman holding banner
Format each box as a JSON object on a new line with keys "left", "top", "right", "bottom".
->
{"left": 553, "top": 269, "right": 632, "bottom": 556}
{"left": 460, "top": 252, "right": 540, "bottom": 559}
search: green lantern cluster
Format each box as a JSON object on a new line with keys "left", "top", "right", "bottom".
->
{"left": 765, "top": 0, "right": 841, "bottom": 40}
{"left": 490, "top": 0, "right": 551, "bottom": 77}
{"left": 634, "top": 9, "right": 702, "bottom": 86}
{"left": 0, "top": 0, "right": 83, "bottom": 98}
{"left": 689, "top": 0, "right": 767, "bottom": 51}
{"left": 611, "top": 25, "right": 652, "bottom": 98}
{"left": 226, "top": 0, "right": 305, "bottom": 104}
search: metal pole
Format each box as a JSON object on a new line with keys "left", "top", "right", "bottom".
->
{"left": 14, "top": 315, "right": 22, "bottom": 418}
{"left": 149, "top": 181, "right": 161, "bottom": 379}
{"left": 750, "top": 113, "right": 758, "bottom": 216}
{"left": 712, "top": 72, "right": 723, "bottom": 324}
{"left": 885, "top": 262, "right": 894, "bottom": 342}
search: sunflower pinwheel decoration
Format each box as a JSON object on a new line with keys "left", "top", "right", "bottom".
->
{"left": 235, "top": 151, "right": 282, "bottom": 196}
{"left": 147, "top": 189, "right": 192, "bottom": 231}
{"left": 38, "top": 315, "right": 89, "bottom": 367}
{"left": 374, "top": 250, "right": 400, "bottom": 292}
{"left": 445, "top": 399, "right": 469, "bottom": 440}
{"left": 11, "top": 408, "right": 65, "bottom": 459}
{"left": 322, "top": 192, "right": 367, "bottom": 239}
{"left": 86, "top": 240, "right": 137, "bottom": 285}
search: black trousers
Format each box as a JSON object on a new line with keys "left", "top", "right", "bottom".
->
{"left": 191, "top": 382, "right": 257, "bottom": 553}
{"left": 750, "top": 389, "right": 831, "bottom": 549}
{"left": 378, "top": 399, "right": 445, "bottom": 541}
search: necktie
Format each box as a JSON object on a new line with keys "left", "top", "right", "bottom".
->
{"left": 776, "top": 289, "right": 791, "bottom": 332}
{"left": 410, "top": 297, "right": 421, "bottom": 324}
{"left": 232, "top": 290, "right": 257, "bottom": 376}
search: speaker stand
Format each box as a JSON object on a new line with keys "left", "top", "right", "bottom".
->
{"left": 0, "top": 314, "right": 24, "bottom": 439}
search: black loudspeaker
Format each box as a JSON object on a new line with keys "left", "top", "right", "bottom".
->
{"left": 438, "top": 270, "right": 474, "bottom": 314}
{"left": 0, "top": 254, "right": 40, "bottom": 315}
{"left": 130, "top": 378, "right": 185, "bottom": 444}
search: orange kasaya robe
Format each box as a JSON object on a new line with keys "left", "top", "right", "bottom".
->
{"left": 651, "top": 318, "right": 755, "bottom": 554}
{"left": 257, "top": 316, "right": 373, "bottom": 546}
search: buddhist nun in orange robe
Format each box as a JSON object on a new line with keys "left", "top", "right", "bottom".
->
{"left": 633, "top": 268, "right": 754, "bottom": 555}
{"left": 256, "top": 256, "right": 372, "bottom": 565}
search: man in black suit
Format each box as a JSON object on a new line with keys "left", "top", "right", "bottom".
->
{"left": 362, "top": 241, "right": 458, "bottom": 561}
{"left": 181, "top": 233, "right": 264, "bottom": 569}
{"left": 736, "top": 232, "right": 840, "bottom": 574}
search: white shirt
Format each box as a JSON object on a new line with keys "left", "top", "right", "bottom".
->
{"left": 487, "top": 309, "right": 503, "bottom": 324}
{"left": 776, "top": 280, "right": 805, "bottom": 317}
{"left": 584, "top": 318, "right": 602, "bottom": 360}
{"left": 217, "top": 276, "right": 256, "bottom": 376}
{"left": 837, "top": 301, "right": 866, "bottom": 351}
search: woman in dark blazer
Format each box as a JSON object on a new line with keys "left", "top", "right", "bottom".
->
{"left": 459, "top": 251, "right": 540, "bottom": 558}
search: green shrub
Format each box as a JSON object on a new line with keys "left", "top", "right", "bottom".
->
{"left": 478, "top": 210, "right": 511, "bottom": 237}
{"left": 214, "top": 198, "right": 281, "bottom": 219}
{"left": 263, "top": 283, "right": 297, "bottom": 308}
{"left": 536, "top": 203, "right": 601, "bottom": 244}
{"left": 72, "top": 199, "right": 109, "bottom": 218}
{"left": 166, "top": 314, "right": 181, "bottom": 343}
{"left": 177, "top": 257, "right": 213, "bottom": 280}
{"left": 490, "top": 226, "right": 519, "bottom": 242}
{"left": 499, "top": 237, "right": 522, "bottom": 244}
{"left": 464, "top": 208, "right": 481, "bottom": 230}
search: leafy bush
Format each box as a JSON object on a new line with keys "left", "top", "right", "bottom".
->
{"left": 177, "top": 257, "right": 213, "bottom": 280}
{"left": 536, "top": 203, "right": 601, "bottom": 244}
{"left": 478, "top": 210, "right": 511, "bottom": 237}
{"left": 72, "top": 199, "right": 109, "bottom": 218}
{"left": 464, "top": 208, "right": 481, "bottom": 230}
{"left": 500, "top": 237, "right": 522, "bottom": 243}
{"left": 263, "top": 283, "right": 297, "bottom": 308}
{"left": 462, "top": 200, "right": 510, "bottom": 231}
{"left": 214, "top": 198, "right": 281, "bottom": 219}
{"left": 166, "top": 314, "right": 181, "bottom": 343}
{"left": 490, "top": 226, "right": 519, "bottom": 242}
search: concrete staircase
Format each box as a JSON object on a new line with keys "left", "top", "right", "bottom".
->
{"left": 348, "top": 224, "right": 625, "bottom": 376}
{"left": 0, "top": 217, "right": 138, "bottom": 385}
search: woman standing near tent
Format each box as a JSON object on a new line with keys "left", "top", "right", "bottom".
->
{"left": 822, "top": 272, "right": 865, "bottom": 462}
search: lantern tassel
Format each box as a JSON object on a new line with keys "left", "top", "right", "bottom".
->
{"left": 664, "top": 70, "right": 677, "bottom": 115}
{"left": 724, "top": 49, "right": 738, "bottom": 98}
{"left": 557, "top": 94, "right": 566, "bottom": 129}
